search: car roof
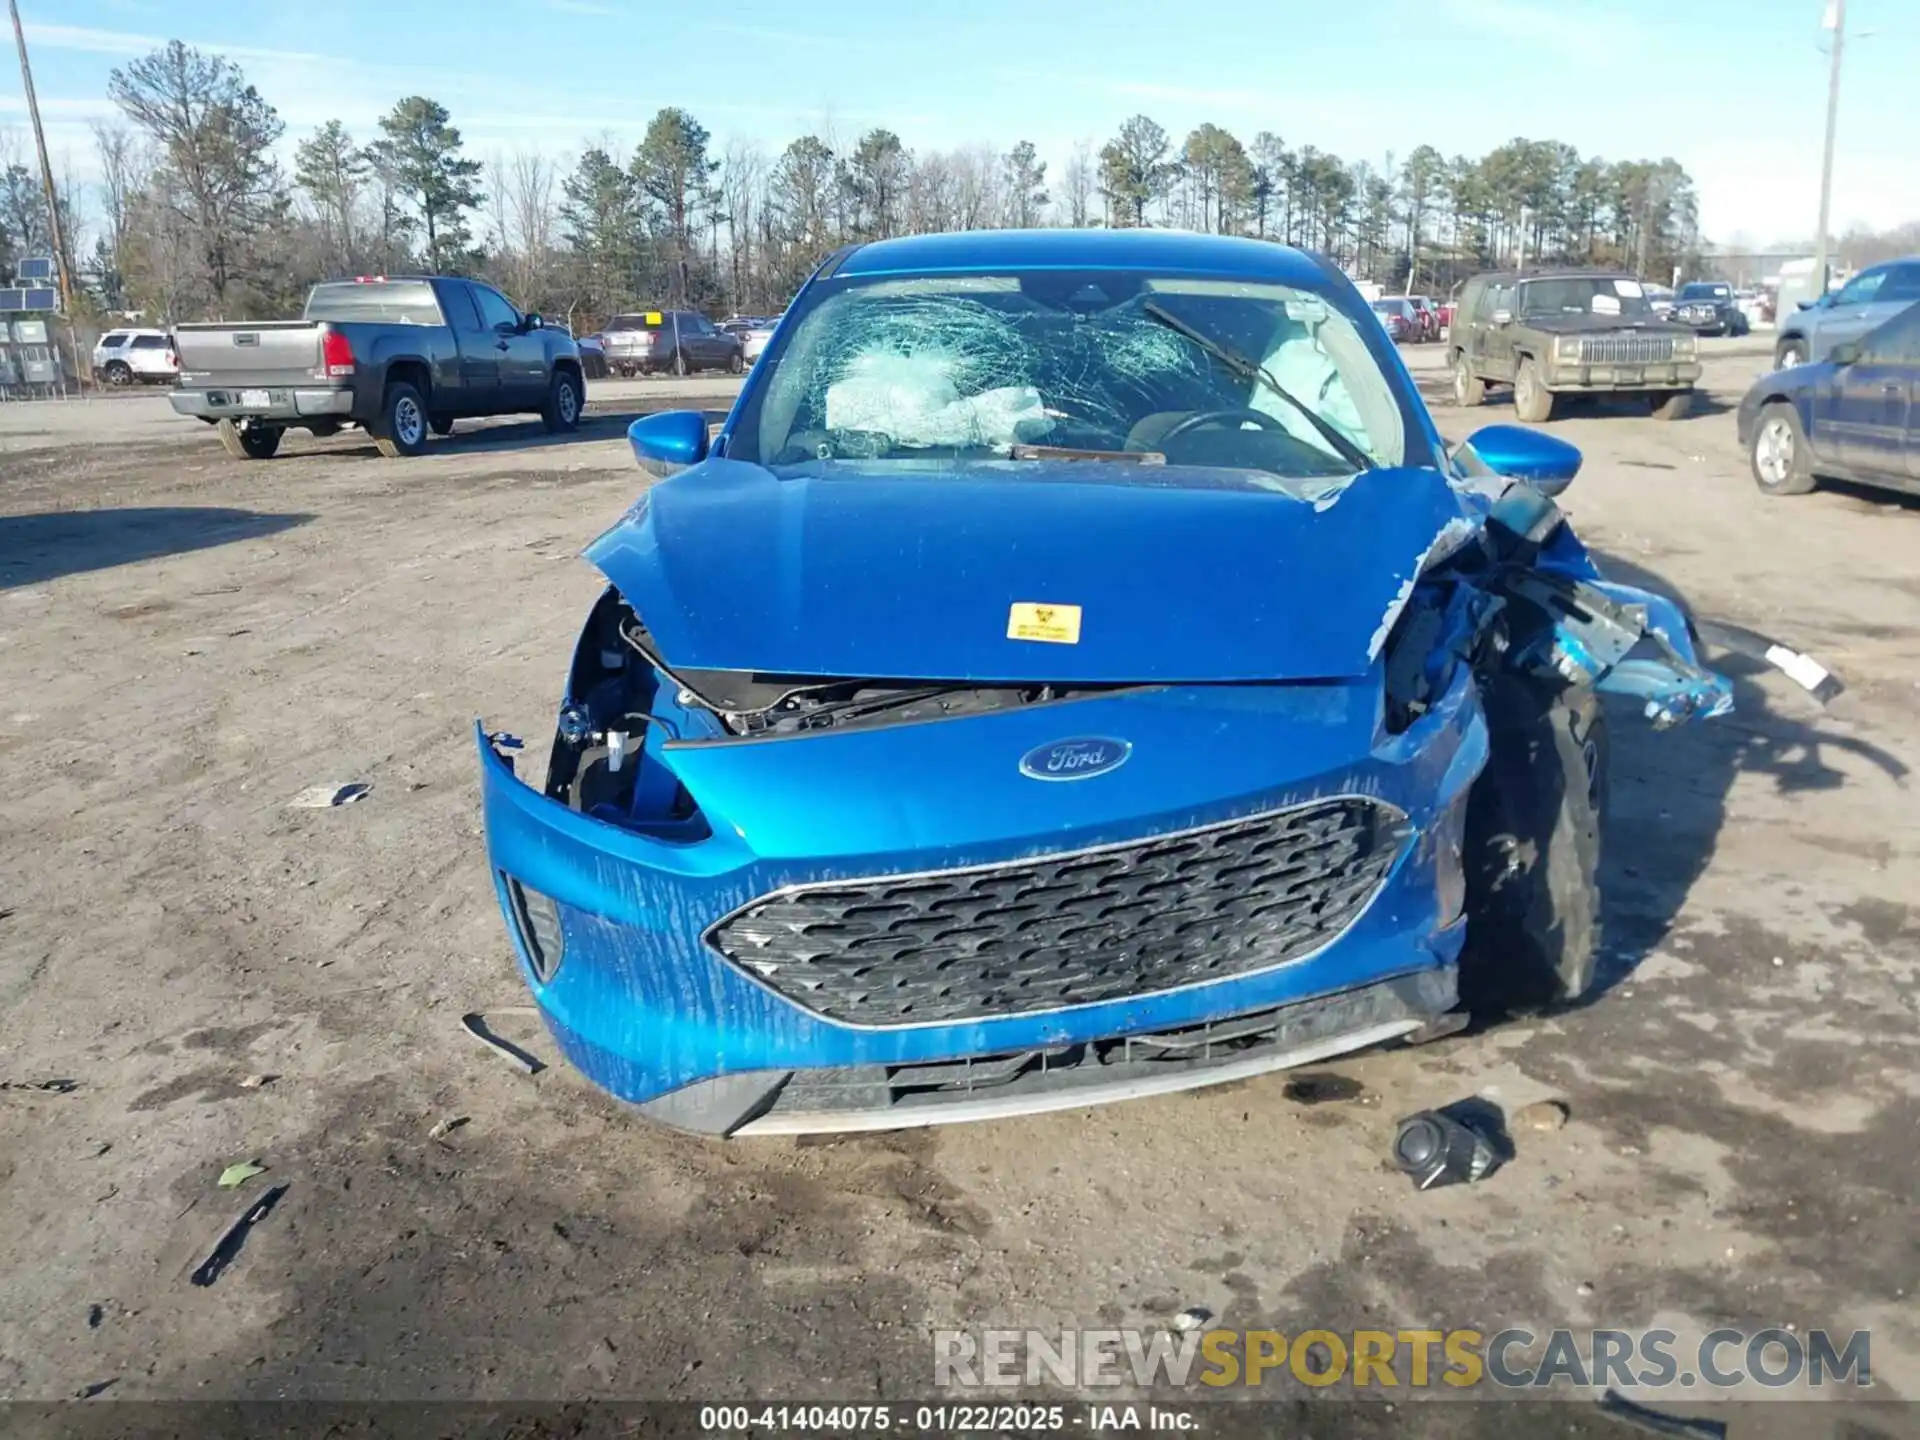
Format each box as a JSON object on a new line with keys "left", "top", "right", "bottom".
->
{"left": 835, "top": 228, "right": 1333, "bottom": 287}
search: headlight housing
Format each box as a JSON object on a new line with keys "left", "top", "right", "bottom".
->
{"left": 1672, "top": 332, "right": 1698, "bottom": 358}
{"left": 1555, "top": 336, "right": 1583, "bottom": 361}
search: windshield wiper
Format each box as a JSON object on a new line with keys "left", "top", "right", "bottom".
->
{"left": 1140, "top": 300, "right": 1376, "bottom": 472}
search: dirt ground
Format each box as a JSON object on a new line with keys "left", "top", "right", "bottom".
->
{"left": 0, "top": 351, "right": 1916, "bottom": 1434}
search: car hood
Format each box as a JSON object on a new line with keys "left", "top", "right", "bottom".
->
{"left": 1522, "top": 313, "right": 1689, "bottom": 335}
{"left": 583, "top": 458, "right": 1474, "bottom": 684}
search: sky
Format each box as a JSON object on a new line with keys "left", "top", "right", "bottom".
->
{"left": 3, "top": 0, "right": 1915, "bottom": 249}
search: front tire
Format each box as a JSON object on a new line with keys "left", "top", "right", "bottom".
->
{"left": 1460, "top": 674, "right": 1608, "bottom": 1014}
{"left": 1750, "top": 401, "right": 1816, "bottom": 495}
{"left": 104, "top": 362, "right": 133, "bottom": 388}
{"left": 1513, "top": 357, "right": 1557, "bottom": 422}
{"left": 1452, "top": 351, "right": 1486, "bottom": 407}
{"left": 372, "top": 381, "right": 428, "bottom": 458}
{"left": 727, "top": 349, "right": 744, "bottom": 375}
{"left": 541, "top": 368, "right": 583, "bottom": 433}
{"left": 216, "top": 419, "right": 282, "bottom": 460}
{"left": 1650, "top": 390, "right": 1692, "bottom": 421}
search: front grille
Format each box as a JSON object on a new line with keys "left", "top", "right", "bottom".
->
{"left": 707, "top": 797, "right": 1409, "bottom": 1026}
{"left": 1577, "top": 334, "right": 1676, "bottom": 365}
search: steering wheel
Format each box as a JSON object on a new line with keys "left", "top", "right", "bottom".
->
{"left": 1156, "top": 407, "right": 1289, "bottom": 447}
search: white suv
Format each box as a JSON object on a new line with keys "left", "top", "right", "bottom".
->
{"left": 93, "top": 329, "right": 178, "bottom": 387}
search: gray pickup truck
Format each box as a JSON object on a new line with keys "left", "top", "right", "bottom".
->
{"left": 171, "top": 275, "right": 585, "bottom": 459}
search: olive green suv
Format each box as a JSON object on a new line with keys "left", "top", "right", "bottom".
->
{"left": 1449, "top": 269, "right": 1702, "bottom": 421}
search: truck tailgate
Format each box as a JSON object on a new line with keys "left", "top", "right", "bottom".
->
{"left": 174, "top": 322, "right": 326, "bottom": 388}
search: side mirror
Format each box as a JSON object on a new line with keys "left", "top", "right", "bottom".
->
{"left": 525, "top": 313, "right": 544, "bottom": 331}
{"left": 627, "top": 410, "right": 709, "bottom": 479}
{"left": 1830, "top": 341, "right": 1861, "bottom": 366}
{"left": 1491, "top": 309, "right": 1513, "bottom": 326}
{"left": 1464, "top": 423, "right": 1583, "bottom": 497}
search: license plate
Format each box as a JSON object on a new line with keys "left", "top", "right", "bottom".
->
{"left": 1615, "top": 367, "right": 1644, "bottom": 384}
{"left": 240, "top": 388, "right": 271, "bottom": 408}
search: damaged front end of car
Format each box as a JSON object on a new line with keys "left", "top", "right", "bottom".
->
{"left": 475, "top": 432, "right": 1750, "bottom": 1136}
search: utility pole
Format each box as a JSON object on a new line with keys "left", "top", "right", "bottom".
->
{"left": 1812, "top": 0, "right": 1846, "bottom": 296}
{"left": 7, "top": 0, "right": 74, "bottom": 311}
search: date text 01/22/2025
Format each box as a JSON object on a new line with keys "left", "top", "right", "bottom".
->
{"left": 697, "top": 1404, "right": 1197, "bottom": 1432}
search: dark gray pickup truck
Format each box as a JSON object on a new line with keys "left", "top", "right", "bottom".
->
{"left": 171, "top": 275, "right": 585, "bottom": 459}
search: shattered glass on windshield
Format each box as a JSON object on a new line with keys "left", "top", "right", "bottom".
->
{"left": 745, "top": 271, "right": 1407, "bottom": 479}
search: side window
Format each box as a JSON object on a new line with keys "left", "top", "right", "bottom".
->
{"left": 444, "top": 284, "right": 486, "bottom": 333}
{"left": 1831, "top": 268, "right": 1886, "bottom": 308}
{"left": 101, "top": 332, "right": 128, "bottom": 347}
{"left": 1877, "top": 264, "right": 1920, "bottom": 303}
{"left": 1488, "top": 283, "right": 1514, "bottom": 319}
{"left": 473, "top": 285, "right": 521, "bottom": 332}
{"left": 684, "top": 313, "right": 711, "bottom": 335}
{"left": 131, "top": 335, "right": 169, "bottom": 349}
{"left": 1865, "top": 301, "right": 1920, "bottom": 363}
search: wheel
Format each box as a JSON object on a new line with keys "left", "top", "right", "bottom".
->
{"left": 727, "top": 349, "right": 744, "bottom": 375}
{"left": 672, "top": 349, "right": 689, "bottom": 378}
{"left": 541, "top": 369, "right": 583, "bottom": 433}
{"left": 1459, "top": 674, "right": 1608, "bottom": 1014}
{"left": 1451, "top": 351, "right": 1486, "bottom": 407}
{"left": 429, "top": 413, "right": 455, "bottom": 437}
{"left": 1649, "top": 390, "right": 1692, "bottom": 421}
{"left": 1750, "top": 401, "right": 1816, "bottom": 496}
{"left": 1513, "top": 357, "right": 1556, "bottom": 422}
{"left": 216, "top": 419, "right": 282, "bottom": 460}
{"left": 372, "top": 381, "right": 428, "bottom": 458}
{"left": 1775, "top": 339, "right": 1808, "bottom": 370}
{"left": 104, "top": 361, "right": 133, "bottom": 387}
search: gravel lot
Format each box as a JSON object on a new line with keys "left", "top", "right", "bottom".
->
{"left": 1, "top": 349, "right": 1915, "bottom": 1430}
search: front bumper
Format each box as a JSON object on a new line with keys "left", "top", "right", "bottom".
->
{"left": 477, "top": 670, "right": 1487, "bottom": 1134}
{"left": 171, "top": 387, "right": 354, "bottom": 422}
{"left": 1544, "top": 360, "right": 1701, "bottom": 392}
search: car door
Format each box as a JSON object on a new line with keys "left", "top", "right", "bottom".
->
{"left": 472, "top": 283, "right": 545, "bottom": 406}
{"left": 444, "top": 282, "right": 501, "bottom": 412}
{"left": 1834, "top": 301, "right": 1920, "bottom": 483}
{"left": 1481, "top": 280, "right": 1517, "bottom": 382}
{"left": 685, "top": 313, "right": 722, "bottom": 369}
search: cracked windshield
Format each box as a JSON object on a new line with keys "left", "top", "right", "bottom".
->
{"left": 740, "top": 272, "right": 1406, "bottom": 480}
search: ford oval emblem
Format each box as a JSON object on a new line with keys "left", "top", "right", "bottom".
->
{"left": 1019, "top": 737, "right": 1132, "bottom": 782}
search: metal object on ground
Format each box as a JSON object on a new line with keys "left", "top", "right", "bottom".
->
{"left": 1392, "top": 1108, "right": 1498, "bottom": 1189}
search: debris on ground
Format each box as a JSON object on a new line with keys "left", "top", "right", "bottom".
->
{"left": 77, "top": 1380, "right": 116, "bottom": 1399}
{"left": 287, "top": 783, "right": 371, "bottom": 809}
{"left": 1513, "top": 1099, "right": 1570, "bottom": 1132}
{"left": 86, "top": 1304, "right": 103, "bottom": 1329}
{"left": 0, "top": 1078, "right": 79, "bottom": 1094}
{"left": 238, "top": 1073, "right": 274, "bottom": 1089}
{"left": 1391, "top": 1104, "right": 1506, "bottom": 1189}
{"left": 1282, "top": 1072, "right": 1364, "bottom": 1105}
{"left": 428, "top": 1115, "right": 469, "bottom": 1140}
{"left": 1596, "top": 1387, "right": 1728, "bottom": 1439}
{"left": 217, "top": 1160, "right": 267, "bottom": 1189}
{"left": 1172, "top": 1307, "right": 1212, "bottom": 1332}
{"left": 189, "top": 1183, "right": 289, "bottom": 1288}
{"left": 460, "top": 1011, "right": 546, "bottom": 1076}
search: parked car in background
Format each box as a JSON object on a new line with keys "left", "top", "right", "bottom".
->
{"left": 477, "top": 227, "right": 1734, "bottom": 1135}
{"left": 1670, "top": 281, "right": 1750, "bottom": 337}
{"left": 1772, "top": 256, "right": 1920, "bottom": 370}
{"left": 92, "top": 329, "right": 177, "bottom": 387}
{"left": 1646, "top": 284, "right": 1676, "bottom": 317}
{"left": 1370, "top": 297, "right": 1417, "bottom": 343}
{"left": 603, "top": 309, "right": 744, "bottom": 377}
{"left": 170, "top": 275, "right": 585, "bottom": 460}
{"left": 1449, "top": 268, "right": 1699, "bottom": 421}
{"left": 724, "top": 316, "right": 781, "bottom": 364}
{"left": 1738, "top": 299, "right": 1920, "bottom": 499}
{"left": 545, "top": 321, "right": 608, "bottom": 379}
{"left": 1406, "top": 296, "right": 1440, "bottom": 342}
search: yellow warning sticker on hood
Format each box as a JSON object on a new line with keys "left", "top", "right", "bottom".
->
{"left": 1008, "top": 601, "right": 1082, "bottom": 645}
